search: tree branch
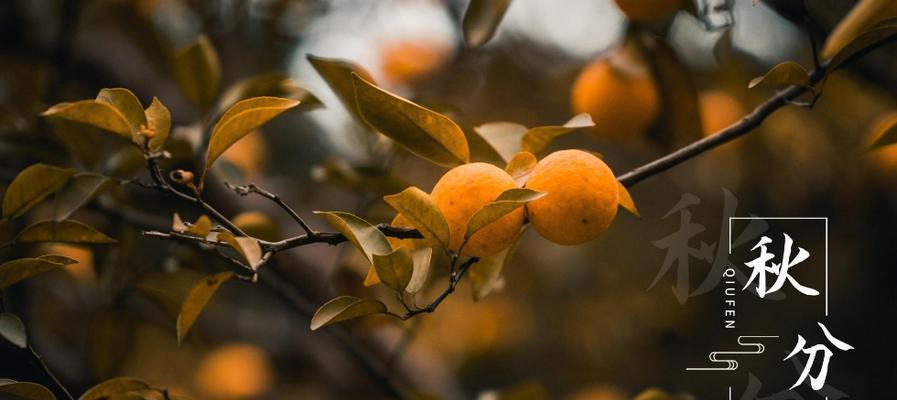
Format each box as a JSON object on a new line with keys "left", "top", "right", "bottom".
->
{"left": 616, "top": 67, "right": 826, "bottom": 188}
{"left": 224, "top": 182, "right": 316, "bottom": 236}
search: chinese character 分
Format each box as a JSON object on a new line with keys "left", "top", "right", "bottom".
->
{"left": 743, "top": 233, "right": 819, "bottom": 298}
{"left": 785, "top": 323, "right": 854, "bottom": 391}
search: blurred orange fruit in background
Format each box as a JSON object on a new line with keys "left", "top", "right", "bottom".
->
{"left": 571, "top": 50, "right": 660, "bottom": 140}
{"left": 221, "top": 132, "right": 267, "bottom": 180}
{"left": 380, "top": 39, "right": 452, "bottom": 84}
{"left": 196, "top": 343, "right": 272, "bottom": 399}
{"left": 698, "top": 89, "right": 746, "bottom": 137}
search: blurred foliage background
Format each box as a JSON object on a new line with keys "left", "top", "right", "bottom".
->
{"left": 0, "top": 0, "right": 895, "bottom": 399}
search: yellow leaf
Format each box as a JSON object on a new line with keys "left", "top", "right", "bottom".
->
{"left": 372, "top": 247, "right": 413, "bottom": 292}
{"left": 307, "top": 55, "right": 375, "bottom": 122}
{"left": 821, "top": 0, "right": 897, "bottom": 60}
{"left": 469, "top": 228, "right": 523, "bottom": 301}
{"left": 465, "top": 188, "right": 544, "bottom": 239}
{"left": 95, "top": 88, "right": 146, "bottom": 135}
{"left": 3, "top": 163, "right": 76, "bottom": 219}
{"left": 217, "top": 72, "right": 322, "bottom": 113}
{"left": 0, "top": 255, "right": 78, "bottom": 289}
{"left": 520, "top": 113, "right": 594, "bottom": 155}
{"left": 216, "top": 232, "right": 263, "bottom": 270}
{"left": 177, "top": 271, "right": 234, "bottom": 344}
{"left": 185, "top": 215, "right": 212, "bottom": 238}
{"left": 617, "top": 181, "right": 640, "bottom": 217}
{"left": 352, "top": 73, "right": 470, "bottom": 167}
{"left": 172, "top": 35, "right": 221, "bottom": 109}
{"left": 382, "top": 187, "right": 450, "bottom": 249}
{"left": 313, "top": 211, "right": 391, "bottom": 263}
{"left": 748, "top": 61, "right": 810, "bottom": 90}
{"left": 52, "top": 174, "right": 115, "bottom": 221}
{"left": 145, "top": 97, "right": 172, "bottom": 151}
{"left": 0, "top": 313, "right": 26, "bottom": 348}
{"left": 79, "top": 377, "right": 150, "bottom": 400}
{"left": 504, "top": 151, "right": 537, "bottom": 186}
{"left": 405, "top": 247, "right": 433, "bottom": 294}
{"left": 462, "top": 0, "right": 513, "bottom": 48}
{"left": 310, "top": 296, "right": 387, "bottom": 330}
{"left": 829, "top": 17, "right": 897, "bottom": 70}
{"left": 42, "top": 100, "right": 133, "bottom": 139}
{"left": 203, "top": 96, "right": 300, "bottom": 181}
{"left": 473, "top": 121, "right": 526, "bottom": 162}
{"left": 0, "top": 381, "right": 56, "bottom": 400}
{"left": 16, "top": 220, "right": 117, "bottom": 244}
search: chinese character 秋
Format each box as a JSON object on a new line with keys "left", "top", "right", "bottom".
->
{"left": 743, "top": 233, "right": 819, "bottom": 298}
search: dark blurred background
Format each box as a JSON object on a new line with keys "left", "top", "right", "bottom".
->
{"left": 0, "top": 0, "right": 895, "bottom": 399}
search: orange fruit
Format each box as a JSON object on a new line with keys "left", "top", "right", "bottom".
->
{"left": 380, "top": 39, "right": 451, "bottom": 84}
{"left": 430, "top": 162, "right": 523, "bottom": 257}
{"left": 698, "top": 90, "right": 746, "bottom": 136}
{"left": 571, "top": 51, "right": 660, "bottom": 140}
{"left": 525, "top": 150, "right": 619, "bottom": 245}
{"left": 613, "top": 0, "right": 683, "bottom": 22}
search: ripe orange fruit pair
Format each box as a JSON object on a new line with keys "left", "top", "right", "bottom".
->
{"left": 395, "top": 150, "right": 619, "bottom": 258}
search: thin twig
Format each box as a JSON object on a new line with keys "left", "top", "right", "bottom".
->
{"left": 616, "top": 67, "right": 826, "bottom": 188}
{"left": 225, "top": 182, "right": 316, "bottom": 236}
{"left": 402, "top": 257, "right": 479, "bottom": 319}
{"left": 28, "top": 345, "right": 74, "bottom": 400}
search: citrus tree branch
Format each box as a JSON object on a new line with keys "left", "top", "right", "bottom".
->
{"left": 616, "top": 67, "right": 826, "bottom": 188}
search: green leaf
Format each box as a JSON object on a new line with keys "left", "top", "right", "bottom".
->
{"left": 473, "top": 122, "right": 527, "bottom": 162}
{"left": 3, "top": 163, "right": 77, "bottom": 219}
{"left": 0, "top": 312, "right": 26, "bottom": 348}
{"left": 865, "top": 112, "right": 897, "bottom": 152}
{"left": 307, "top": 54, "right": 376, "bottom": 122}
{"left": 216, "top": 232, "right": 263, "bottom": 271}
{"left": 203, "top": 96, "right": 300, "bottom": 181}
{"left": 17, "top": 220, "right": 116, "bottom": 244}
{"left": 95, "top": 88, "right": 146, "bottom": 135}
{"left": 372, "top": 247, "right": 414, "bottom": 293}
{"left": 748, "top": 61, "right": 810, "bottom": 90}
{"left": 829, "top": 18, "right": 897, "bottom": 70}
{"left": 504, "top": 151, "right": 537, "bottom": 186}
{"left": 0, "top": 255, "right": 78, "bottom": 289}
{"left": 218, "top": 72, "right": 323, "bottom": 113}
{"left": 310, "top": 296, "right": 387, "bottom": 330}
{"left": 465, "top": 188, "right": 544, "bottom": 239}
{"left": 462, "top": 0, "right": 513, "bottom": 48}
{"left": 821, "top": 0, "right": 897, "bottom": 60}
{"left": 171, "top": 35, "right": 221, "bottom": 109}
{"left": 0, "top": 381, "right": 56, "bottom": 400}
{"left": 79, "top": 377, "right": 150, "bottom": 400}
{"left": 53, "top": 174, "right": 115, "bottom": 221}
{"left": 469, "top": 228, "right": 523, "bottom": 300}
{"left": 313, "top": 211, "right": 391, "bottom": 263}
{"left": 382, "top": 187, "right": 450, "bottom": 249}
{"left": 41, "top": 100, "right": 133, "bottom": 139}
{"left": 177, "top": 271, "right": 233, "bottom": 345}
{"left": 617, "top": 181, "right": 639, "bottom": 217}
{"left": 145, "top": 97, "right": 172, "bottom": 151}
{"left": 520, "top": 113, "right": 594, "bottom": 155}
{"left": 352, "top": 73, "right": 470, "bottom": 168}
